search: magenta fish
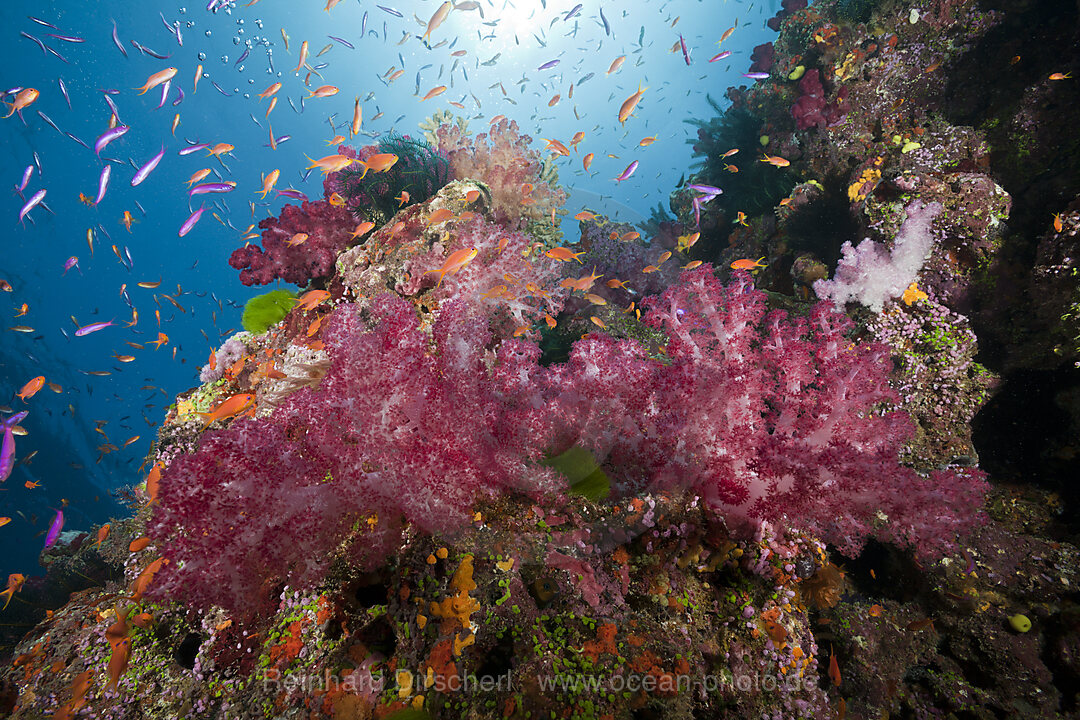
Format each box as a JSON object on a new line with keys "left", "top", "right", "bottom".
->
{"left": 131, "top": 146, "right": 165, "bottom": 186}
{"left": 16, "top": 164, "right": 33, "bottom": 192}
{"left": 94, "top": 164, "right": 111, "bottom": 205}
{"left": 0, "top": 411, "right": 29, "bottom": 483}
{"left": 276, "top": 189, "right": 308, "bottom": 201}
{"left": 44, "top": 509, "right": 64, "bottom": 548}
{"left": 18, "top": 188, "right": 46, "bottom": 223}
{"left": 62, "top": 256, "right": 81, "bottom": 276}
{"left": 679, "top": 34, "right": 691, "bottom": 65}
{"left": 538, "top": 59, "right": 560, "bottom": 70}
{"left": 614, "top": 160, "right": 639, "bottom": 183}
{"left": 188, "top": 182, "right": 235, "bottom": 196}
{"left": 179, "top": 206, "right": 205, "bottom": 237}
{"left": 709, "top": 50, "right": 731, "bottom": 63}
{"left": 742, "top": 72, "right": 770, "bottom": 80}
{"left": 94, "top": 125, "right": 129, "bottom": 156}
{"left": 75, "top": 319, "right": 115, "bottom": 336}
{"left": 178, "top": 143, "right": 209, "bottom": 156}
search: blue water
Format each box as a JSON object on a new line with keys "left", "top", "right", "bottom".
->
{"left": 0, "top": 0, "right": 777, "bottom": 578}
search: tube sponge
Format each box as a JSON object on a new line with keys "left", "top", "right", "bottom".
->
{"left": 241, "top": 289, "right": 297, "bottom": 334}
{"left": 814, "top": 199, "right": 943, "bottom": 312}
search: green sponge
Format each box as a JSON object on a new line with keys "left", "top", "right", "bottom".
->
{"left": 543, "top": 445, "right": 611, "bottom": 501}
{"left": 241, "top": 289, "right": 297, "bottom": 334}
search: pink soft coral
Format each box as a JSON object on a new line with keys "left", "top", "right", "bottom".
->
{"left": 228, "top": 200, "right": 356, "bottom": 286}
{"left": 436, "top": 119, "right": 566, "bottom": 232}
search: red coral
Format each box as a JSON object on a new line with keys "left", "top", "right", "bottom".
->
{"left": 228, "top": 200, "right": 356, "bottom": 286}
{"left": 791, "top": 69, "right": 850, "bottom": 131}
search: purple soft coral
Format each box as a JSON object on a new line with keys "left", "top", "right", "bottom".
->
{"left": 228, "top": 200, "right": 356, "bottom": 286}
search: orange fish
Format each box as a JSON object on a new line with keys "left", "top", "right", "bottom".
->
{"left": 1, "top": 573, "right": 26, "bottom": 610}
{"left": 545, "top": 246, "right": 586, "bottom": 263}
{"left": 426, "top": 208, "right": 455, "bottom": 226}
{"left": 3, "top": 88, "right": 39, "bottom": 118}
{"left": 304, "top": 153, "right": 354, "bottom": 175}
{"left": 541, "top": 138, "right": 571, "bottom": 157}
{"left": 357, "top": 152, "right": 398, "bottom": 177}
{"left": 295, "top": 289, "right": 331, "bottom": 311}
{"left": 257, "top": 82, "right": 282, "bottom": 99}
{"left": 618, "top": 83, "right": 647, "bottom": 124}
{"left": 95, "top": 523, "right": 111, "bottom": 544}
{"left": 327, "top": 193, "right": 346, "bottom": 207}
{"left": 17, "top": 375, "right": 45, "bottom": 402}
{"left": 129, "top": 537, "right": 152, "bottom": 552}
{"left": 548, "top": 94, "right": 561, "bottom": 107}
{"left": 186, "top": 168, "right": 212, "bottom": 187}
{"left": 464, "top": 190, "right": 480, "bottom": 203}
{"left": 574, "top": 211, "right": 596, "bottom": 221}
{"left": 350, "top": 221, "right": 375, "bottom": 239}
{"left": 120, "top": 210, "right": 137, "bottom": 232}
{"left": 730, "top": 256, "right": 767, "bottom": 271}
{"left": 306, "top": 85, "right": 339, "bottom": 99}
{"left": 1049, "top": 72, "right": 1072, "bottom": 80}
{"left": 134, "top": 68, "right": 178, "bottom": 96}
{"left": 148, "top": 332, "right": 169, "bottom": 349}
{"left": 421, "top": 85, "right": 447, "bottom": 101}
{"left": 760, "top": 154, "right": 790, "bottom": 167}
{"left": 130, "top": 557, "right": 167, "bottom": 600}
{"left": 607, "top": 55, "right": 626, "bottom": 75}
{"left": 828, "top": 645, "right": 841, "bottom": 687}
{"left": 583, "top": 152, "right": 594, "bottom": 171}
{"left": 199, "top": 393, "right": 256, "bottom": 429}
{"left": 207, "top": 143, "right": 235, "bottom": 158}
{"left": 350, "top": 97, "right": 363, "bottom": 136}
{"left": 424, "top": 247, "right": 478, "bottom": 288}
{"left": 105, "top": 608, "right": 132, "bottom": 691}
{"left": 257, "top": 169, "right": 280, "bottom": 199}
{"left": 639, "top": 136, "right": 657, "bottom": 146}
{"left": 294, "top": 40, "right": 309, "bottom": 74}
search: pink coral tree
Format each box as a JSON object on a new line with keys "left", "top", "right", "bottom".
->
{"left": 228, "top": 200, "right": 356, "bottom": 286}
{"left": 149, "top": 266, "right": 987, "bottom": 612}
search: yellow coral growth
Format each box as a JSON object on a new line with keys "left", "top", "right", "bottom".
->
{"left": 847, "top": 167, "right": 882, "bottom": 202}
{"left": 429, "top": 554, "right": 479, "bottom": 632}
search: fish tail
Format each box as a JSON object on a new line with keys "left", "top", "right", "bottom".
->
{"left": 2, "top": 102, "right": 14, "bottom": 119}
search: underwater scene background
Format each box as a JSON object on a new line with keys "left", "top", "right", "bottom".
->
{"left": 1, "top": 0, "right": 1079, "bottom": 717}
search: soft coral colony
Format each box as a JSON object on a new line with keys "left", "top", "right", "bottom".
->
{"left": 7, "top": 107, "right": 991, "bottom": 720}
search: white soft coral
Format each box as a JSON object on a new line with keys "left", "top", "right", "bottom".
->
{"left": 814, "top": 199, "right": 943, "bottom": 312}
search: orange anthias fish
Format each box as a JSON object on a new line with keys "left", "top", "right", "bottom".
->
{"left": 3, "top": 88, "right": 39, "bottom": 118}
{"left": 207, "top": 143, "right": 235, "bottom": 158}
{"left": 134, "top": 68, "right": 178, "bottom": 95}
{"left": 294, "top": 40, "right": 309, "bottom": 74}
{"left": 545, "top": 247, "right": 586, "bottom": 263}
{"left": 350, "top": 221, "right": 375, "bottom": 239}
{"left": 425, "top": 248, "right": 478, "bottom": 288}
{"left": 541, "top": 138, "right": 571, "bottom": 157}
{"left": 422, "top": 85, "right": 447, "bottom": 101}
{"left": 828, "top": 645, "right": 841, "bottom": 687}
{"left": 1, "top": 573, "right": 25, "bottom": 609}
{"left": 350, "top": 97, "right": 363, "bottom": 137}
{"left": 327, "top": 193, "right": 346, "bottom": 207}
{"left": 186, "top": 168, "right": 212, "bottom": 187}
{"left": 618, "top": 83, "right": 648, "bottom": 124}
{"left": 130, "top": 557, "right": 167, "bottom": 600}
{"left": 304, "top": 153, "right": 354, "bottom": 175}
{"left": 199, "top": 394, "right": 256, "bottom": 429}
{"left": 426, "top": 208, "right": 455, "bottom": 226}
{"left": 295, "top": 289, "right": 331, "bottom": 311}
{"left": 306, "top": 85, "right": 340, "bottom": 99}
{"left": 730, "top": 256, "right": 767, "bottom": 271}
{"left": 607, "top": 55, "right": 626, "bottom": 75}
{"left": 120, "top": 211, "right": 137, "bottom": 232}
{"left": 583, "top": 152, "right": 594, "bottom": 171}
{"left": 257, "top": 169, "right": 280, "bottom": 199}
{"left": 357, "top": 152, "right": 399, "bottom": 176}
{"left": 760, "top": 154, "right": 791, "bottom": 168}
{"left": 257, "top": 82, "right": 282, "bottom": 99}
{"left": 17, "top": 375, "right": 45, "bottom": 402}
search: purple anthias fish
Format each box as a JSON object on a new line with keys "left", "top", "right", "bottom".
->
{"left": 688, "top": 184, "right": 722, "bottom": 197}
{"left": 75, "top": 319, "right": 115, "bottom": 336}
{"left": 743, "top": 72, "right": 770, "bottom": 80}
{"left": 328, "top": 35, "right": 354, "bottom": 49}
{"left": 679, "top": 34, "right": 691, "bottom": 66}
{"left": 18, "top": 189, "right": 46, "bottom": 223}
{"left": 156, "top": 79, "right": 171, "bottom": 110}
{"left": 131, "top": 146, "right": 165, "bottom": 186}
{"left": 46, "top": 33, "right": 84, "bottom": 43}
{"left": 276, "top": 189, "right": 308, "bottom": 202}
{"left": 376, "top": 5, "right": 403, "bottom": 18}
{"left": 44, "top": 509, "right": 64, "bottom": 549}
{"left": 110, "top": 19, "right": 127, "bottom": 57}
{"left": 614, "top": 160, "right": 639, "bottom": 183}
{"left": 179, "top": 206, "right": 205, "bottom": 237}
{"left": 709, "top": 50, "right": 731, "bottom": 63}
{"left": 0, "top": 411, "right": 29, "bottom": 483}
{"left": 564, "top": 3, "right": 583, "bottom": 20}
{"left": 189, "top": 182, "right": 235, "bottom": 196}
{"left": 178, "top": 143, "right": 209, "bottom": 156}
{"left": 538, "top": 59, "right": 560, "bottom": 70}
{"left": 94, "top": 165, "right": 111, "bottom": 205}
{"left": 63, "top": 256, "right": 81, "bottom": 276}
{"left": 94, "top": 125, "right": 129, "bottom": 156}
{"left": 16, "top": 164, "right": 33, "bottom": 192}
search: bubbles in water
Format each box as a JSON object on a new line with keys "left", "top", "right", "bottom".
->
{"left": 221, "top": 55, "right": 229, "bottom": 63}
{"left": 198, "top": 52, "right": 207, "bottom": 61}
{"left": 179, "top": 6, "right": 186, "bottom": 13}
{"left": 237, "top": 65, "right": 245, "bottom": 72}
{"left": 243, "top": 93, "right": 251, "bottom": 99}
{"left": 233, "top": 36, "right": 241, "bottom": 45}
{"left": 237, "top": 28, "right": 245, "bottom": 35}
{"left": 255, "top": 19, "right": 263, "bottom": 29}
{"left": 186, "top": 21, "right": 195, "bottom": 28}
{"left": 205, "top": 30, "right": 212, "bottom": 37}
